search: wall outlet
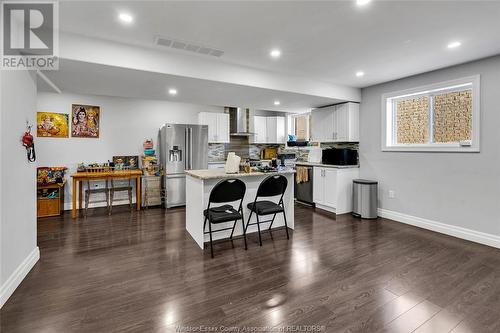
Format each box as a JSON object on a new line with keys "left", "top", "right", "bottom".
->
{"left": 388, "top": 190, "right": 395, "bottom": 199}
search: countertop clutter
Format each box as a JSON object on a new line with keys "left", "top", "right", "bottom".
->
{"left": 295, "top": 161, "right": 359, "bottom": 168}
{"left": 185, "top": 169, "right": 295, "bottom": 180}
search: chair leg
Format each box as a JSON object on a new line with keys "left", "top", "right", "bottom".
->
{"left": 109, "top": 190, "right": 114, "bottom": 215}
{"left": 229, "top": 220, "right": 237, "bottom": 239}
{"left": 241, "top": 218, "right": 247, "bottom": 250}
{"left": 255, "top": 214, "right": 262, "bottom": 246}
{"left": 84, "top": 192, "right": 89, "bottom": 217}
{"left": 203, "top": 216, "right": 208, "bottom": 231}
{"left": 128, "top": 189, "right": 133, "bottom": 210}
{"left": 208, "top": 219, "right": 214, "bottom": 258}
{"left": 245, "top": 210, "right": 253, "bottom": 233}
{"left": 282, "top": 210, "right": 290, "bottom": 240}
{"left": 106, "top": 190, "right": 111, "bottom": 215}
{"left": 268, "top": 213, "right": 277, "bottom": 230}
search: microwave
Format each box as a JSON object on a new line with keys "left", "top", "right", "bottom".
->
{"left": 322, "top": 148, "right": 358, "bottom": 166}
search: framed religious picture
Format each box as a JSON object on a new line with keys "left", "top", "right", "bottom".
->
{"left": 126, "top": 156, "right": 139, "bottom": 169}
{"left": 36, "top": 112, "right": 69, "bottom": 138}
{"left": 113, "top": 156, "right": 127, "bottom": 170}
{"left": 112, "top": 156, "right": 139, "bottom": 170}
{"left": 71, "top": 104, "right": 100, "bottom": 138}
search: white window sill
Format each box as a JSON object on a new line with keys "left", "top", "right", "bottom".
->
{"left": 382, "top": 145, "right": 480, "bottom": 153}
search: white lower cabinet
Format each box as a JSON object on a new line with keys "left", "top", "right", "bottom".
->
{"left": 313, "top": 167, "right": 325, "bottom": 206}
{"left": 313, "top": 167, "right": 359, "bottom": 214}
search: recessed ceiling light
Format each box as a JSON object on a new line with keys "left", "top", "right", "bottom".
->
{"left": 270, "top": 49, "right": 281, "bottom": 58}
{"left": 118, "top": 12, "right": 133, "bottom": 24}
{"left": 356, "top": 0, "right": 371, "bottom": 6}
{"left": 447, "top": 41, "right": 461, "bottom": 49}
{"left": 356, "top": 71, "right": 365, "bottom": 77}
{"left": 274, "top": 100, "right": 281, "bottom": 106}
{"left": 168, "top": 88, "right": 177, "bottom": 95}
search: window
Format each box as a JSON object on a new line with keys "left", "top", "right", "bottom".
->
{"left": 288, "top": 113, "right": 310, "bottom": 140}
{"left": 294, "top": 114, "right": 309, "bottom": 140}
{"left": 381, "top": 75, "right": 480, "bottom": 152}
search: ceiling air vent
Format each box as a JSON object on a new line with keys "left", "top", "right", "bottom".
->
{"left": 154, "top": 36, "right": 224, "bottom": 58}
{"left": 156, "top": 38, "right": 172, "bottom": 47}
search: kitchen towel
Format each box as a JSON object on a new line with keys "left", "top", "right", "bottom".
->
{"left": 296, "top": 166, "right": 309, "bottom": 184}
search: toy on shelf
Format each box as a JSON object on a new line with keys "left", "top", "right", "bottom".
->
{"left": 37, "top": 167, "right": 67, "bottom": 185}
{"left": 143, "top": 138, "right": 155, "bottom": 156}
{"left": 141, "top": 156, "right": 159, "bottom": 176}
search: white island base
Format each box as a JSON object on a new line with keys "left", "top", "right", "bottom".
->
{"left": 185, "top": 169, "right": 295, "bottom": 249}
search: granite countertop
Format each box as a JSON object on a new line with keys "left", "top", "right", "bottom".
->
{"left": 208, "top": 159, "right": 273, "bottom": 164}
{"left": 186, "top": 169, "right": 295, "bottom": 180}
{"left": 295, "top": 161, "right": 360, "bottom": 169}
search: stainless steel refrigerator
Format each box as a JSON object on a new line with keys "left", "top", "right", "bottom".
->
{"left": 159, "top": 124, "right": 208, "bottom": 208}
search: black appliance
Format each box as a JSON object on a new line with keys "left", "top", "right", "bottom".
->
{"left": 294, "top": 165, "right": 314, "bottom": 205}
{"left": 322, "top": 148, "right": 358, "bottom": 166}
{"left": 287, "top": 141, "right": 308, "bottom": 147}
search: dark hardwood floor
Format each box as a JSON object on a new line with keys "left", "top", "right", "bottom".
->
{"left": 2, "top": 204, "right": 500, "bottom": 333}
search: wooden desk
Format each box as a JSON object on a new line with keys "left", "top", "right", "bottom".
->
{"left": 71, "top": 170, "right": 142, "bottom": 218}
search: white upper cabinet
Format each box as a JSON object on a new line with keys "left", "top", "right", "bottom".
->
{"left": 198, "top": 112, "right": 229, "bottom": 143}
{"left": 310, "top": 102, "right": 359, "bottom": 142}
{"left": 310, "top": 109, "right": 322, "bottom": 142}
{"left": 216, "top": 113, "right": 230, "bottom": 143}
{"left": 334, "top": 102, "right": 359, "bottom": 142}
{"left": 253, "top": 116, "right": 286, "bottom": 144}
{"left": 310, "top": 106, "right": 334, "bottom": 142}
{"left": 253, "top": 116, "right": 267, "bottom": 143}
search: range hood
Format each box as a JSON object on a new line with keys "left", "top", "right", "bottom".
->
{"left": 228, "top": 107, "right": 254, "bottom": 136}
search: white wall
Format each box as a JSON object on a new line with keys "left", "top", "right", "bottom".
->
{"left": 0, "top": 70, "right": 39, "bottom": 307}
{"left": 36, "top": 92, "right": 223, "bottom": 208}
{"left": 359, "top": 55, "right": 500, "bottom": 246}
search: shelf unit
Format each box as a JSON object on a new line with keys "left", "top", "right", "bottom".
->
{"left": 37, "top": 182, "right": 65, "bottom": 218}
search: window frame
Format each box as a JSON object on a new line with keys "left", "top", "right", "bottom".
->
{"left": 289, "top": 112, "right": 310, "bottom": 141}
{"left": 381, "top": 75, "right": 480, "bottom": 152}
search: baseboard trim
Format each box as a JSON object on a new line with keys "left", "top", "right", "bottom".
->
{"left": 378, "top": 208, "right": 500, "bottom": 249}
{"left": 0, "top": 247, "right": 40, "bottom": 308}
{"left": 315, "top": 203, "right": 336, "bottom": 214}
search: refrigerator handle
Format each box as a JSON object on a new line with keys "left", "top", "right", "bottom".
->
{"left": 189, "top": 127, "right": 193, "bottom": 170}
{"left": 184, "top": 127, "right": 188, "bottom": 170}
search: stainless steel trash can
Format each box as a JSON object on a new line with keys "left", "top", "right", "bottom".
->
{"left": 352, "top": 179, "right": 378, "bottom": 219}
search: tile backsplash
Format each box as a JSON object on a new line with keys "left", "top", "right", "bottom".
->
{"left": 208, "top": 143, "right": 225, "bottom": 161}
{"left": 249, "top": 144, "right": 284, "bottom": 159}
{"left": 208, "top": 137, "right": 285, "bottom": 162}
{"left": 209, "top": 140, "right": 359, "bottom": 162}
{"left": 283, "top": 142, "right": 359, "bottom": 162}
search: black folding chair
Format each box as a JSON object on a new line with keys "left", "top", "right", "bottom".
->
{"left": 204, "top": 179, "right": 247, "bottom": 258}
{"left": 246, "top": 175, "right": 290, "bottom": 246}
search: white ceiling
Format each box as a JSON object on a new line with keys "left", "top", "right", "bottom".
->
{"left": 39, "top": 59, "right": 342, "bottom": 113}
{"left": 58, "top": 0, "right": 500, "bottom": 88}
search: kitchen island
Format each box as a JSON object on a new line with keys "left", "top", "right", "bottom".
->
{"left": 185, "top": 169, "right": 295, "bottom": 249}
